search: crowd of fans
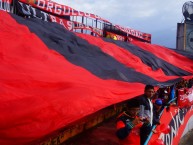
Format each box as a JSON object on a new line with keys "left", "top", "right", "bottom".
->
{"left": 115, "top": 78, "right": 193, "bottom": 145}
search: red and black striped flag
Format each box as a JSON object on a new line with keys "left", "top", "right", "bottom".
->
{"left": 0, "top": 10, "right": 193, "bottom": 145}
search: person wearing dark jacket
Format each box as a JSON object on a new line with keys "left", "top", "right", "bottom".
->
{"left": 138, "top": 85, "right": 154, "bottom": 145}
{"left": 116, "top": 98, "right": 143, "bottom": 145}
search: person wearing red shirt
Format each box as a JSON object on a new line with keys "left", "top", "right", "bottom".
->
{"left": 116, "top": 98, "right": 143, "bottom": 145}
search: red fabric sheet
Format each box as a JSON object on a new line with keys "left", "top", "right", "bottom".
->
{"left": 77, "top": 33, "right": 182, "bottom": 82}
{"left": 0, "top": 10, "right": 193, "bottom": 144}
{"left": 132, "top": 41, "right": 193, "bottom": 75}
{"left": 0, "top": 11, "right": 145, "bottom": 144}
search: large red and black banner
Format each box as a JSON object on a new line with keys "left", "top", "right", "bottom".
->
{"left": 0, "top": 10, "right": 193, "bottom": 145}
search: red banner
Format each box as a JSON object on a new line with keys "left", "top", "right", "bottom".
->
{"left": 115, "top": 24, "right": 151, "bottom": 42}
{"left": 17, "top": 2, "right": 104, "bottom": 35}
{"left": 148, "top": 105, "right": 193, "bottom": 145}
{"left": 17, "top": 0, "right": 152, "bottom": 42}
{"left": 18, "top": 0, "right": 110, "bottom": 23}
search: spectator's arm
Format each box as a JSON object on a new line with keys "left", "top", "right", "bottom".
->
{"left": 116, "top": 120, "right": 134, "bottom": 139}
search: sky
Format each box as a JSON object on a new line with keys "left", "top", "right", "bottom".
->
{"left": 54, "top": 0, "right": 189, "bottom": 48}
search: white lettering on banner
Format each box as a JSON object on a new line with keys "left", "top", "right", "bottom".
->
{"left": 19, "top": 2, "right": 31, "bottom": 16}
{"left": 19, "top": 2, "right": 47, "bottom": 20}
{"left": 25, "top": 4, "right": 33, "bottom": 17}
{"left": 67, "top": 21, "right": 73, "bottom": 30}
{"left": 170, "top": 112, "right": 177, "bottom": 145}
{"left": 0, "top": 0, "right": 2, "bottom": 10}
{"left": 40, "top": 11, "right": 48, "bottom": 21}
{"left": 178, "top": 109, "right": 185, "bottom": 124}
{"left": 159, "top": 133, "right": 164, "bottom": 141}
{"left": 115, "top": 25, "right": 145, "bottom": 39}
{"left": 59, "top": 19, "right": 64, "bottom": 26}
{"left": 47, "top": 2, "right": 53, "bottom": 12}
{"left": 4, "top": 0, "right": 8, "bottom": 11}
{"left": 0, "top": 0, "right": 10, "bottom": 12}
{"left": 58, "top": 19, "right": 73, "bottom": 30}
{"left": 165, "top": 134, "right": 171, "bottom": 145}
{"left": 63, "top": 6, "right": 70, "bottom": 15}
{"left": 50, "top": 15, "right": 57, "bottom": 22}
{"left": 130, "top": 30, "right": 135, "bottom": 36}
{"left": 26, "top": 4, "right": 32, "bottom": 15}
{"left": 31, "top": 6, "right": 37, "bottom": 18}
{"left": 19, "top": 2, "right": 73, "bottom": 30}
{"left": 37, "top": 0, "right": 45, "bottom": 9}
{"left": 54, "top": 4, "right": 62, "bottom": 15}
{"left": 160, "top": 108, "right": 185, "bottom": 145}
{"left": 50, "top": 16, "right": 73, "bottom": 31}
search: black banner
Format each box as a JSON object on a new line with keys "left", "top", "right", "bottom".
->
{"left": 17, "top": 1, "right": 73, "bottom": 31}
